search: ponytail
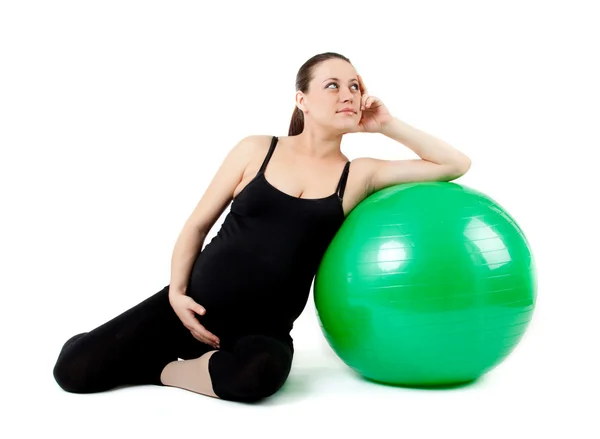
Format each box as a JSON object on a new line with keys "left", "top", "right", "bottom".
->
{"left": 288, "top": 106, "right": 304, "bottom": 136}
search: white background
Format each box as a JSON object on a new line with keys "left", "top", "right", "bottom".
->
{"left": 2, "top": 0, "right": 598, "bottom": 438}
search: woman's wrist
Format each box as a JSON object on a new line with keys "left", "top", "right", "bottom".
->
{"left": 168, "top": 287, "right": 187, "bottom": 298}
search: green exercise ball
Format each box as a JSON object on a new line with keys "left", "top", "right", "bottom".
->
{"left": 314, "top": 182, "right": 537, "bottom": 387}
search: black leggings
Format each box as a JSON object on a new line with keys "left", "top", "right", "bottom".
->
{"left": 52, "top": 285, "right": 294, "bottom": 402}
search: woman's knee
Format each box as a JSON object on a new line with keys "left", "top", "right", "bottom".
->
{"left": 209, "top": 334, "right": 293, "bottom": 402}
{"left": 53, "top": 333, "right": 94, "bottom": 393}
{"left": 53, "top": 357, "right": 86, "bottom": 393}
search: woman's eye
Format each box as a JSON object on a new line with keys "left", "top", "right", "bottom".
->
{"left": 327, "top": 82, "right": 360, "bottom": 90}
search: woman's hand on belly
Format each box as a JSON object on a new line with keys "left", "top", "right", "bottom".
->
{"left": 169, "top": 293, "right": 221, "bottom": 349}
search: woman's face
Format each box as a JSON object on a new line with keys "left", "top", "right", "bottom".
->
{"left": 298, "top": 58, "right": 362, "bottom": 133}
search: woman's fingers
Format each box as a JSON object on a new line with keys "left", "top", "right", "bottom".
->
{"left": 361, "top": 94, "right": 372, "bottom": 110}
{"left": 181, "top": 298, "right": 220, "bottom": 347}
{"left": 192, "top": 331, "right": 220, "bottom": 348}
{"left": 188, "top": 320, "right": 220, "bottom": 348}
{"left": 194, "top": 303, "right": 206, "bottom": 316}
{"left": 192, "top": 314, "right": 220, "bottom": 346}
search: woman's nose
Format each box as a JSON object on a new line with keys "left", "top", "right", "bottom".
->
{"left": 340, "top": 88, "right": 354, "bottom": 102}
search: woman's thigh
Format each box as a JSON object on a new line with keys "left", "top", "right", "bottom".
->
{"left": 53, "top": 285, "right": 197, "bottom": 392}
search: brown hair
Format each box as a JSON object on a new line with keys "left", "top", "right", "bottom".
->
{"left": 288, "top": 52, "right": 352, "bottom": 136}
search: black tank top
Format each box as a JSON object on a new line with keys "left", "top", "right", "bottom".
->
{"left": 187, "top": 136, "right": 350, "bottom": 340}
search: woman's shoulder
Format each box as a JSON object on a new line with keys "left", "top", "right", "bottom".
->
{"left": 222, "top": 135, "right": 272, "bottom": 164}
{"left": 237, "top": 134, "right": 274, "bottom": 148}
{"left": 236, "top": 134, "right": 277, "bottom": 155}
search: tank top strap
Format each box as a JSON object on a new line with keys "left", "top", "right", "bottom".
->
{"left": 335, "top": 161, "right": 351, "bottom": 200}
{"left": 258, "top": 136, "right": 278, "bottom": 175}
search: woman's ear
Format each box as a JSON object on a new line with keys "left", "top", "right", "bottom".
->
{"left": 295, "top": 91, "right": 307, "bottom": 114}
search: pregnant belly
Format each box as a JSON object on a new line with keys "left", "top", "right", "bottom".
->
{"left": 186, "top": 245, "right": 312, "bottom": 334}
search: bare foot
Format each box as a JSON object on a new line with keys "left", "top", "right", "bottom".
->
{"left": 160, "top": 350, "right": 220, "bottom": 398}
